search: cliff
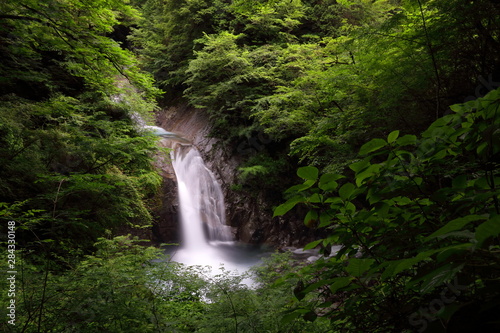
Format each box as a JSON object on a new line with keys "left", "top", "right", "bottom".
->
{"left": 151, "top": 103, "right": 318, "bottom": 247}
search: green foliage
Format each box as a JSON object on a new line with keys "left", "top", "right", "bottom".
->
{"left": 231, "top": 0, "right": 305, "bottom": 44}
{"left": 0, "top": 0, "right": 162, "bottom": 257}
{"left": 273, "top": 89, "right": 500, "bottom": 331}
{"left": 0, "top": 236, "right": 211, "bottom": 332}
{"left": 237, "top": 152, "right": 293, "bottom": 193}
{"left": 132, "top": 0, "right": 309, "bottom": 98}
{"left": 130, "top": 0, "right": 233, "bottom": 97}
{"left": 133, "top": 0, "right": 500, "bottom": 197}
{"left": 0, "top": 93, "right": 162, "bottom": 257}
{"left": 0, "top": 0, "right": 160, "bottom": 100}
{"left": 3, "top": 0, "right": 500, "bottom": 330}
{"left": 194, "top": 252, "right": 330, "bottom": 333}
{"left": 184, "top": 31, "right": 254, "bottom": 114}
{"left": 0, "top": 236, "right": 338, "bottom": 333}
{"left": 181, "top": 0, "right": 500, "bottom": 170}
{"left": 183, "top": 32, "right": 286, "bottom": 141}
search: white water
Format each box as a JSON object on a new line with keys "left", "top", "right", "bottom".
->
{"left": 169, "top": 145, "right": 264, "bottom": 281}
{"left": 128, "top": 110, "right": 267, "bottom": 286}
{"left": 129, "top": 110, "right": 267, "bottom": 279}
{"left": 171, "top": 146, "right": 232, "bottom": 250}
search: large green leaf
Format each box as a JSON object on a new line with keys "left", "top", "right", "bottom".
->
{"left": 329, "top": 277, "right": 354, "bottom": 293}
{"left": 436, "top": 243, "right": 473, "bottom": 262}
{"left": 281, "top": 309, "right": 309, "bottom": 324}
{"left": 359, "top": 138, "right": 387, "bottom": 155}
{"left": 318, "top": 211, "right": 334, "bottom": 227}
{"left": 303, "top": 239, "right": 323, "bottom": 250}
{"left": 349, "top": 159, "right": 370, "bottom": 173}
{"left": 297, "top": 166, "right": 319, "bottom": 180}
{"left": 319, "top": 173, "right": 344, "bottom": 183}
{"left": 381, "top": 260, "right": 403, "bottom": 280}
{"left": 308, "top": 193, "right": 323, "bottom": 203}
{"left": 408, "top": 263, "right": 465, "bottom": 293}
{"left": 475, "top": 215, "right": 500, "bottom": 247}
{"left": 304, "top": 210, "right": 318, "bottom": 227}
{"left": 396, "top": 134, "right": 417, "bottom": 146}
{"left": 345, "top": 258, "right": 375, "bottom": 277}
{"left": 387, "top": 130, "right": 400, "bottom": 144}
{"left": 425, "top": 215, "right": 486, "bottom": 241}
{"left": 273, "top": 196, "right": 303, "bottom": 217}
{"left": 285, "top": 179, "right": 316, "bottom": 193}
{"left": 355, "top": 164, "right": 381, "bottom": 186}
{"left": 319, "top": 173, "right": 343, "bottom": 191}
{"left": 338, "top": 183, "right": 355, "bottom": 200}
{"left": 390, "top": 249, "right": 439, "bottom": 276}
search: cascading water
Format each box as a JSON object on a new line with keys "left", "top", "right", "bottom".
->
{"left": 164, "top": 140, "right": 263, "bottom": 279}
{"left": 139, "top": 122, "right": 267, "bottom": 283}
{"left": 171, "top": 145, "right": 232, "bottom": 250}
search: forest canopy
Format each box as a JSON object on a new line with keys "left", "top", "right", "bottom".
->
{"left": 133, "top": 0, "right": 500, "bottom": 186}
{"left": 0, "top": 0, "right": 162, "bottom": 256}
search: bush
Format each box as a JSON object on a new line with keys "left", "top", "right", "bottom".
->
{"left": 274, "top": 88, "right": 500, "bottom": 332}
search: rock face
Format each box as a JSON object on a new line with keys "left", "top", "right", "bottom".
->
{"left": 149, "top": 142, "right": 180, "bottom": 244}
{"left": 152, "top": 103, "right": 318, "bottom": 247}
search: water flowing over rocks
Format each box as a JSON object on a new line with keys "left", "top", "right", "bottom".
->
{"left": 152, "top": 103, "right": 318, "bottom": 248}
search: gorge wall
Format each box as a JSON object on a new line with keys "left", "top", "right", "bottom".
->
{"left": 151, "top": 103, "right": 318, "bottom": 248}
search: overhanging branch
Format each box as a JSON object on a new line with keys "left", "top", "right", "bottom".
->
{"left": 0, "top": 14, "right": 43, "bottom": 22}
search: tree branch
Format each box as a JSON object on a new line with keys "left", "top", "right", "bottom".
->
{"left": 0, "top": 15, "right": 43, "bottom": 22}
{"left": 416, "top": 0, "right": 442, "bottom": 120}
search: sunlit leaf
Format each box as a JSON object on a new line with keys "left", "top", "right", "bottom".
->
{"left": 297, "top": 166, "right": 319, "bottom": 180}
{"left": 303, "top": 239, "right": 323, "bottom": 250}
{"left": 387, "top": 130, "right": 400, "bottom": 143}
{"left": 359, "top": 138, "right": 387, "bottom": 155}
{"left": 273, "top": 196, "right": 303, "bottom": 217}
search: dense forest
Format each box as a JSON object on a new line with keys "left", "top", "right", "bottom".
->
{"left": 1, "top": 0, "right": 499, "bottom": 332}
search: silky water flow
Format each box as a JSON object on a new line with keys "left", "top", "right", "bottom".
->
{"left": 167, "top": 143, "right": 265, "bottom": 283}
{"left": 172, "top": 146, "right": 232, "bottom": 250}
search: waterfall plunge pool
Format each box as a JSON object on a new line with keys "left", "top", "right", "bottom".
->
{"left": 165, "top": 144, "right": 273, "bottom": 286}
{"left": 162, "top": 242, "right": 272, "bottom": 286}
{"left": 140, "top": 124, "right": 276, "bottom": 286}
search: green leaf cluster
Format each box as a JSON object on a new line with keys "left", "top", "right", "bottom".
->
{"left": 273, "top": 88, "right": 500, "bottom": 331}
{"left": 0, "top": 94, "right": 162, "bottom": 258}
{"left": 0, "top": 0, "right": 160, "bottom": 100}
{"left": 0, "top": 236, "right": 209, "bottom": 332}
{"left": 0, "top": 0, "right": 162, "bottom": 257}
{"left": 139, "top": 0, "right": 500, "bottom": 183}
{"left": 0, "top": 237, "right": 333, "bottom": 333}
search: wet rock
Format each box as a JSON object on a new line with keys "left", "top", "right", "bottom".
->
{"left": 151, "top": 177, "right": 179, "bottom": 244}
{"left": 153, "top": 103, "right": 319, "bottom": 247}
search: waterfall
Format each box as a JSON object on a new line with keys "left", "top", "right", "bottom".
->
{"left": 171, "top": 145, "right": 233, "bottom": 250}
{"left": 142, "top": 122, "right": 264, "bottom": 282}
{"left": 136, "top": 118, "right": 232, "bottom": 249}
